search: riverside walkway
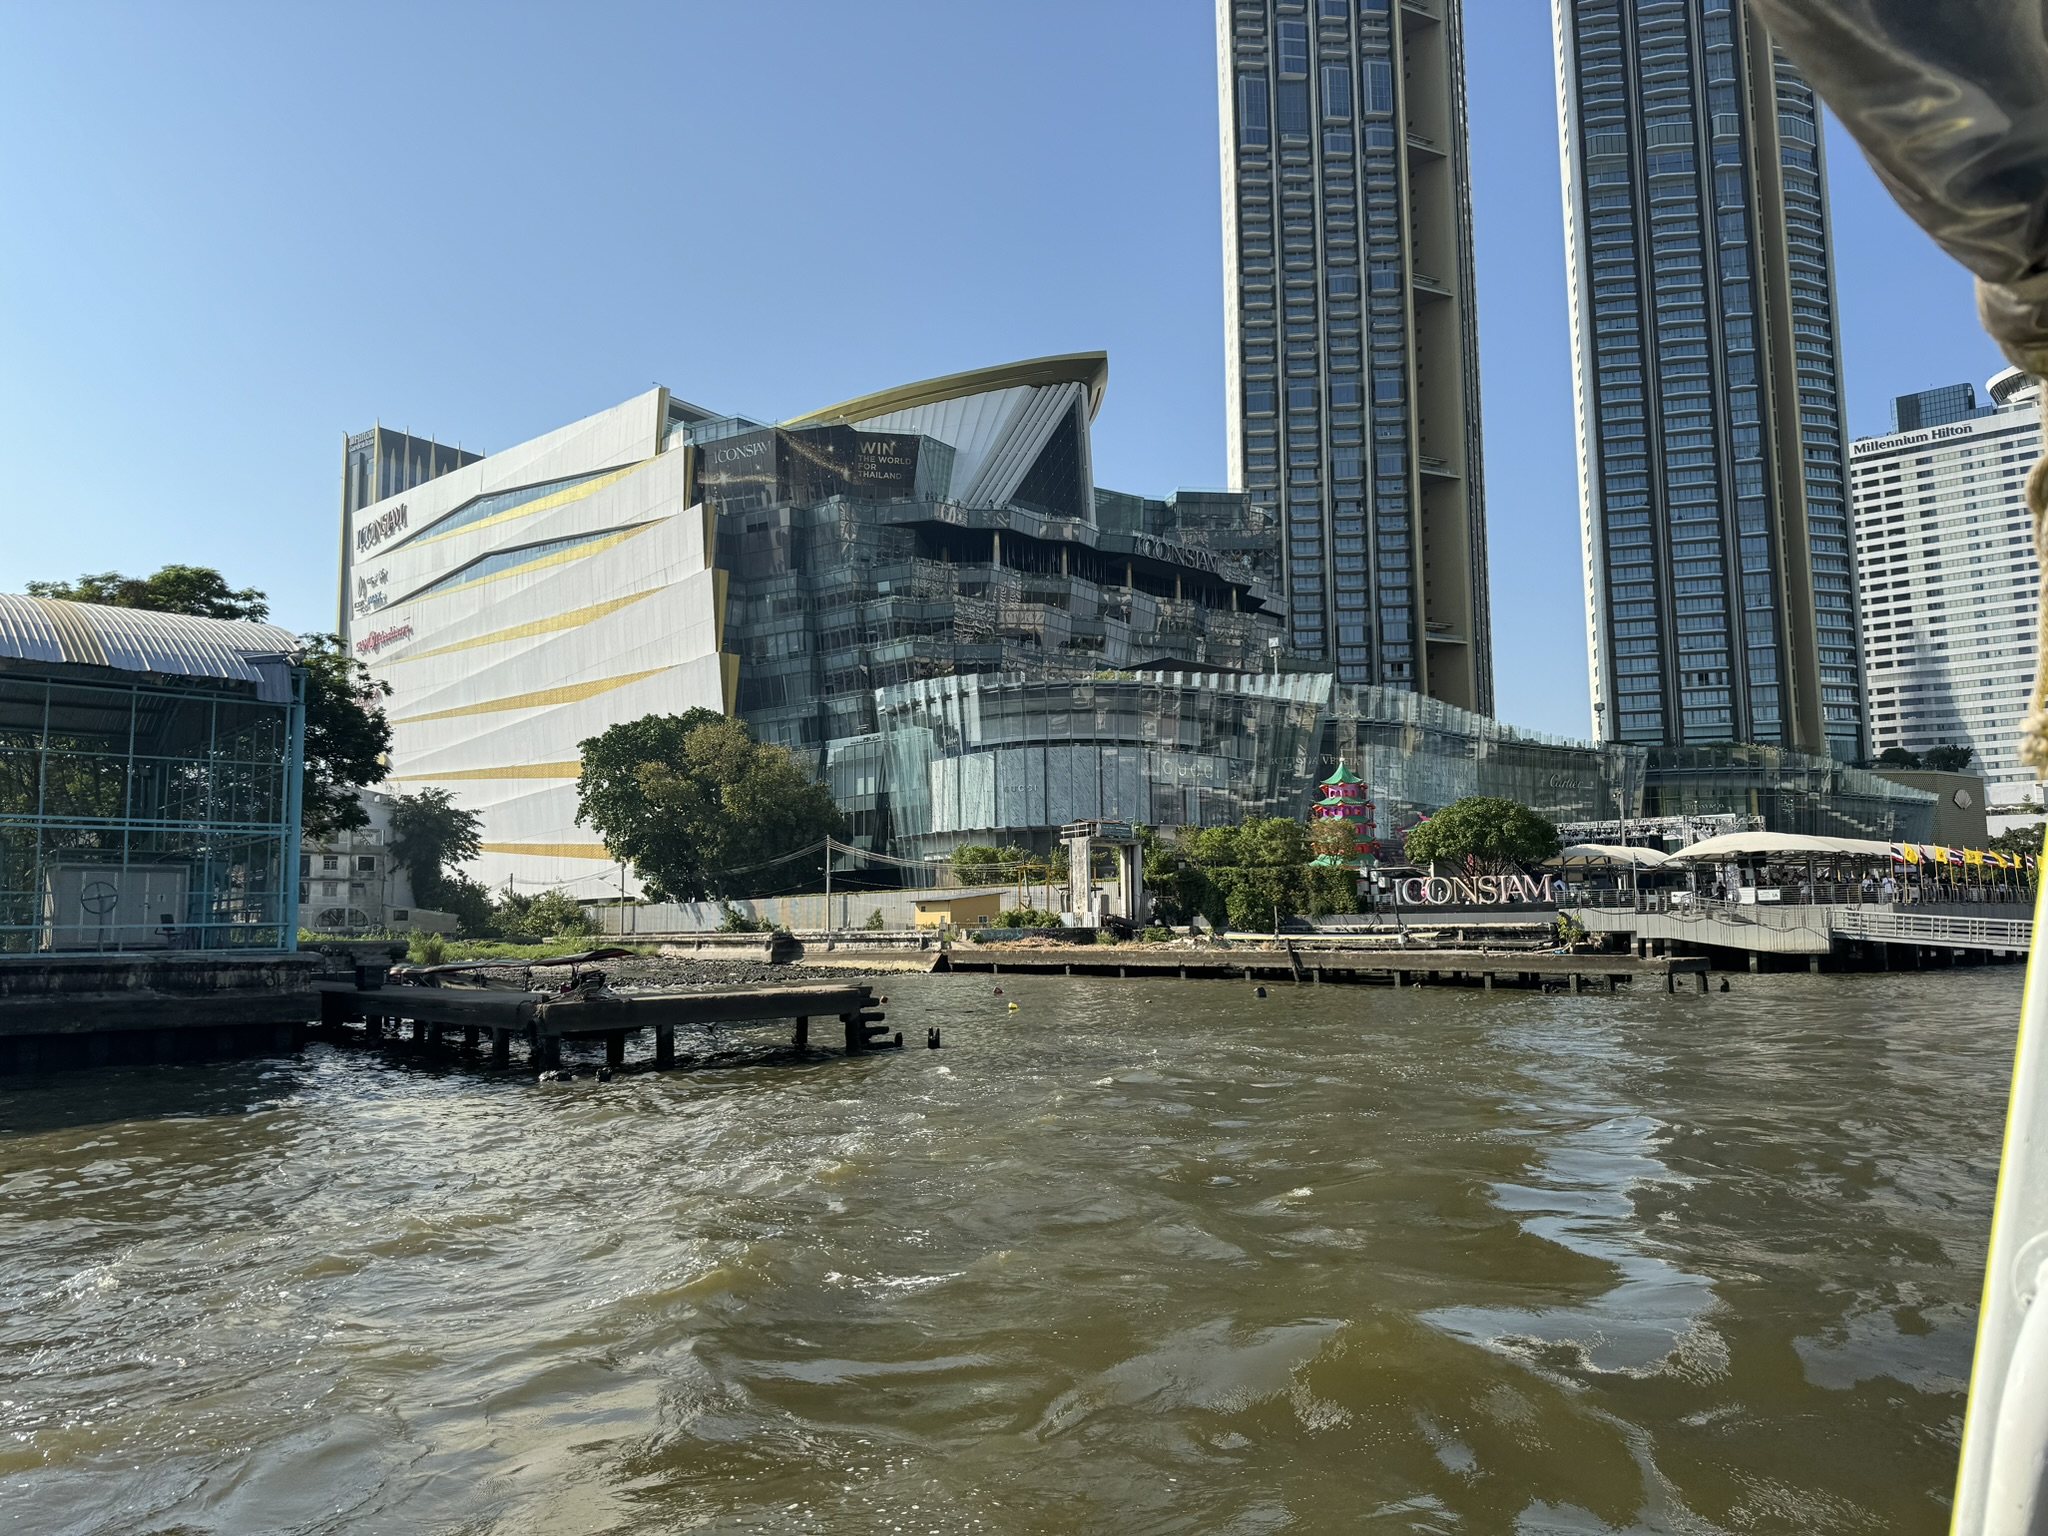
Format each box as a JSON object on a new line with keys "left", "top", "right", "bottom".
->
{"left": 1570, "top": 895, "right": 2032, "bottom": 970}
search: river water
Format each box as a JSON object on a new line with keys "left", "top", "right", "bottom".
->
{"left": 0, "top": 968, "right": 2018, "bottom": 1534}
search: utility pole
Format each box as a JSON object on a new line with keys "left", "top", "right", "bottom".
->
{"left": 823, "top": 840, "right": 832, "bottom": 932}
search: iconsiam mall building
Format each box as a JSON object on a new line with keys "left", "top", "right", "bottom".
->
{"left": 339, "top": 353, "right": 1933, "bottom": 896}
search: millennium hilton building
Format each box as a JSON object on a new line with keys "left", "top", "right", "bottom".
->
{"left": 1852, "top": 370, "right": 2044, "bottom": 804}
{"left": 340, "top": 356, "right": 1286, "bottom": 893}
{"left": 1216, "top": 0, "right": 1490, "bottom": 710}
{"left": 1553, "top": 0, "right": 1863, "bottom": 760}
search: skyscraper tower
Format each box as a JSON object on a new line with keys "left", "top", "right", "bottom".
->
{"left": 1217, "top": 0, "right": 1490, "bottom": 711}
{"left": 1553, "top": 0, "right": 1863, "bottom": 759}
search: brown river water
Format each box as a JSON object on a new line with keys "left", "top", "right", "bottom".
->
{"left": 0, "top": 968, "right": 2019, "bottom": 1534}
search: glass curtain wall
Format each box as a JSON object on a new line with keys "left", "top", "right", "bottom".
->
{"left": 1223, "top": 0, "right": 1489, "bottom": 709}
{"left": 875, "top": 672, "right": 1640, "bottom": 866}
{"left": 0, "top": 670, "right": 301, "bottom": 952}
{"left": 1558, "top": 0, "right": 1860, "bottom": 757}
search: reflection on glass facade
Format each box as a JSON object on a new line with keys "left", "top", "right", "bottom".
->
{"left": 0, "top": 671, "right": 303, "bottom": 952}
{"left": 706, "top": 422, "right": 1287, "bottom": 847}
{"left": 1643, "top": 745, "right": 1932, "bottom": 841}
{"left": 870, "top": 669, "right": 1932, "bottom": 863}
{"left": 1220, "top": 0, "right": 1490, "bottom": 712}
{"left": 874, "top": 670, "right": 1646, "bottom": 865}
{"left": 1557, "top": 0, "right": 1862, "bottom": 759}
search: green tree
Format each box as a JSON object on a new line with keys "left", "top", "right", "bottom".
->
{"left": 27, "top": 564, "right": 270, "bottom": 622}
{"left": 1142, "top": 829, "right": 1211, "bottom": 927}
{"left": 1162, "top": 817, "right": 1320, "bottom": 931}
{"left": 1873, "top": 746, "right": 1922, "bottom": 769}
{"left": 1402, "top": 797, "right": 1560, "bottom": 874}
{"left": 952, "top": 844, "right": 1030, "bottom": 882}
{"left": 296, "top": 636, "right": 393, "bottom": 835}
{"left": 575, "top": 711, "right": 846, "bottom": 901}
{"left": 496, "top": 888, "right": 597, "bottom": 941}
{"left": 389, "top": 787, "right": 484, "bottom": 906}
{"left": 1990, "top": 824, "right": 2044, "bottom": 858}
{"left": 1238, "top": 817, "right": 1310, "bottom": 868}
{"left": 434, "top": 874, "right": 499, "bottom": 939}
{"left": 1309, "top": 816, "right": 1360, "bottom": 862}
{"left": 1923, "top": 743, "right": 1978, "bottom": 773}
{"left": 29, "top": 566, "right": 392, "bottom": 835}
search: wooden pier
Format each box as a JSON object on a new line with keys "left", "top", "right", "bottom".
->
{"left": 317, "top": 977, "right": 897, "bottom": 1070}
{"left": 935, "top": 944, "right": 1712, "bottom": 994}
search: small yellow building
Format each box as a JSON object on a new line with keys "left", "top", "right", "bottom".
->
{"left": 912, "top": 890, "right": 1007, "bottom": 930}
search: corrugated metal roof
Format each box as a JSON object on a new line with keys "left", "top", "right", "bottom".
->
{"left": 0, "top": 595, "right": 301, "bottom": 685}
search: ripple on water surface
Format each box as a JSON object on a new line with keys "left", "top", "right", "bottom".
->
{"left": 0, "top": 968, "right": 2015, "bottom": 1533}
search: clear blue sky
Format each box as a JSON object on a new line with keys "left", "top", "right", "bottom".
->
{"left": 0, "top": 1, "right": 2007, "bottom": 737}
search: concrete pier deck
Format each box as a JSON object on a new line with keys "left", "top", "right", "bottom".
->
{"left": 317, "top": 977, "right": 897, "bottom": 1068}
{"left": 0, "top": 952, "right": 325, "bottom": 1072}
{"left": 935, "top": 945, "right": 1710, "bottom": 993}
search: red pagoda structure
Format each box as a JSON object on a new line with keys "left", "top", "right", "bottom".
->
{"left": 1311, "top": 763, "right": 1378, "bottom": 864}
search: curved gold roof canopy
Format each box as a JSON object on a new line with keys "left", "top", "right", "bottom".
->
{"left": 785, "top": 352, "right": 1109, "bottom": 429}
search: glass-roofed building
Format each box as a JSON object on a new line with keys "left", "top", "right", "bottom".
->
{"left": 0, "top": 596, "right": 305, "bottom": 953}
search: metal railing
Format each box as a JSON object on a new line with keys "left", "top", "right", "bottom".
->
{"left": 1828, "top": 907, "right": 2033, "bottom": 951}
{"left": 1568, "top": 886, "right": 2031, "bottom": 914}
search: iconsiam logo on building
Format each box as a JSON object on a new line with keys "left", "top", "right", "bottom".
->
{"left": 355, "top": 622, "right": 412, "bottom": 657}
{"left": 1376, "top": 873, "right": 1560, "bottom": 906}
{"left": 356, "top": 503, "right": 408, "bottom": 553}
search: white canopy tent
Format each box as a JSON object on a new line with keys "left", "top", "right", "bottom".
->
{"left": 1662, "top": 832, "right": 1900, "bottom": 864}
{"left": 1549, "top": 843, "right": 1672, "bottom": 869}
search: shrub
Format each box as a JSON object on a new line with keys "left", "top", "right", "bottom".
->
{"left": 865, "top": 907, "right": 887, "bottom": 930}
{"left": 990, "top": 906, "right": 1063, "bottom": 929}
{"left": 496, "top": 888, "right": 598, "bottom": 942}
{"left": 408, "top": 931, "right": 448, "bottom": 966}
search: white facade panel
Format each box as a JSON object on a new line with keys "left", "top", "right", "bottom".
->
{"left": 353, "top": 390, "right": 725, "bottom": 899}
{"left": 1852, "top": 384, "right": 2043, "bottom": 800}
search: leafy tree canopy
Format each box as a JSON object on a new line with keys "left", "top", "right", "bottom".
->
{"left": 1990, "top": 824, "right": 2044, "bottom": 858}
{"left": 1873, "top": 743, "right": 1979, "bottom": 773}
{"left": 953, "top": 844, "right": 1031, "bottom": 879}
{"left": 29, "top": 565, "right": 390, "bottom": 835}
{"left": 495, "top": 888, "right": 598, "bottom": 941}
{"left": 1309, "top": 817, "right": 1361, "bottom": 860}
{"left": 1402, "top": 797, "right": 1560, "bottom": 873}
{"left": 389, "top": 787, "right": 483, "bottom": 906}
{"left": 575, "top": 711, "right": 847, "bottom": 901}
{"left": 28, "top": 565, "right": 271, "bottom": 622}
{"left": 1178, "top": 818, "right": 1311, "bottom": 870}
{"left": 296, "top": 635, "right": 392, "bottom": 835}
{"left": 1144, "top": 817, "right": 1359, "bottom": 930}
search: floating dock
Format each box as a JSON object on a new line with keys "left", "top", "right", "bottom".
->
{"left": 317, "top": 975, "right": 897, "bottom": 1069}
